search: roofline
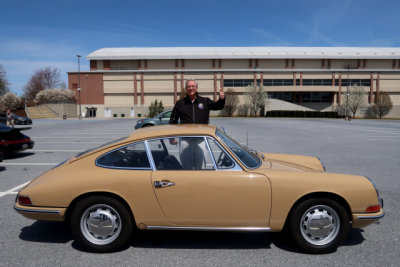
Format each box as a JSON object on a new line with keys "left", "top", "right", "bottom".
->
{"left": 87, "top": 46, "right": 400, "bottom": 60}
{"left": 67, "top": 68, "right": 400, "bottom": 75}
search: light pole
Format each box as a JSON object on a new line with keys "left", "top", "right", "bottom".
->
{"left": 344, "top": 64, "right": 351, "bottom": 121}
{"left": 76, "top": 54, "right": 82, "bottom": 119}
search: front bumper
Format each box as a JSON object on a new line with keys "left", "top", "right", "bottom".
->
{"left": 14, "top": 203, "right": 66, "bottom": 222}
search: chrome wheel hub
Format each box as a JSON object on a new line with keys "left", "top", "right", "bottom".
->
{"left": 81, "top": 204, "right": 122, "bottom": 245}
{"left": 300, "top": 205, "right": 340, "bottom": 246}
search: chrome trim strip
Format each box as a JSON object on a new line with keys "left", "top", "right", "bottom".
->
{"left": 204, "top": 136, "right": 217, "bottom": 170}
{"left": 146, "top": 226, "right": 270, "bottom": 231}
{"left": 14, "top": 206, "right": 61, "bottom": 214}
{"left": 357, "top": 211, "right": 385, "bottom": 220}
{"left": 206, "top": 137, "right": 242, "bottom": 171}
{"left": 144, "top": 140, "right": 156, "bottom": 170}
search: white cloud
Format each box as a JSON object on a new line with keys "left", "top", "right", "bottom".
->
{"left": 250, "top": 28, "right": 292, "bottom": 46}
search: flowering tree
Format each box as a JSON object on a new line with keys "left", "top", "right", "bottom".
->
{"left": 1, "top": 92, "right": 21, "bottom": 111}
{"left": 35, "top": 89, "right": 76, "bottom": 104}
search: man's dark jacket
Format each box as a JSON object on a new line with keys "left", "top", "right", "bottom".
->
{"left": 169, "top": 93, "right": 225, "bottom": 124}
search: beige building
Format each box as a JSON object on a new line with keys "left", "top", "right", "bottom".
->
{"left": 67, "top": 47, "right": 400, "bottom": 118}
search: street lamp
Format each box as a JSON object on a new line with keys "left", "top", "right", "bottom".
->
{"left": 76, "top": 54, "right": 82, "bottom": 119}
{"left": 344, "top": 64, "right": 351, "bottom": 121}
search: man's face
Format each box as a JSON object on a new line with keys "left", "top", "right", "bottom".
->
{"left": 186, "top": 81, "right": 197, "bottom": 98}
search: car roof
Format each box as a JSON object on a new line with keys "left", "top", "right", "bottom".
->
{"left": 129, "top": 124, "right": 217, "bottom": 141}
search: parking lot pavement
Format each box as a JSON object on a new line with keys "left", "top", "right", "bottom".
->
{"left": 1, "top": 118, "right": 399, "bottom": 266}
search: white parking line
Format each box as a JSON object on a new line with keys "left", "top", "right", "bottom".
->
{"left": 0, "top": 181, "right": 30, "bottom": 198}
{"left": 367, "top": 139, "right": 400, "bottom": 141}
{"left": 36, "top": 141, "right": 104, "bottom": 144}
{"left": 30, "top": 150, "right": 82, "bottom": 152}
{"left": 53, "top": 132, "right": 130, "bottom": 135}
{"left": 31, "top": 137, "right": 112, "bottom": 139}
{"left": 1, "top": 163, "right": 57, "bottom": 166}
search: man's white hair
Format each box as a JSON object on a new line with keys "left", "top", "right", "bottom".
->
{"left": 185, "top": 79, "right": 198, "bottom": 89}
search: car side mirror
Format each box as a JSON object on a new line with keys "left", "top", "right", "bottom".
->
{"left": 159, "top": 117, "right": 162, "bottom": 121}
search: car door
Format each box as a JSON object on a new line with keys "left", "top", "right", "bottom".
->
{"left": 148, "top": 136, "right": 271, "bottom": 227}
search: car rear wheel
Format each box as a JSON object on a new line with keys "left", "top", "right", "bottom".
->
{"left": 288, "top": 198, "right": 350, "bottom": 254}
{"left": 71, "top": 196, "right": 133, "bottom": 252}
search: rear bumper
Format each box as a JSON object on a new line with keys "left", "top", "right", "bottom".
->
{"left": 14, "top": 203, "right": 66, "bottom": 222}
{"left": 352, "top": 209, "right": 385, "bottom": 228}
{"left": 3, "top": 141, "right": 34, "bottom": 153}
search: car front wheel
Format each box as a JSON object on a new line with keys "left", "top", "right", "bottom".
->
{"left": 71, "top": 196, "right": 133, "bottom": 252}
{"left": 288, "top": 198, "right": 350, "bottom": 254}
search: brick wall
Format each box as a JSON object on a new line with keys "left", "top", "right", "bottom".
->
{"left": 68, "top": 73, "right": 104, "bottom": 104}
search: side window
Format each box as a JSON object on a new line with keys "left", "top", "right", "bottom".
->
{"left": 161, "top": 110, "right": 172, "bottom": 119}
{"left": 207, "top": 137, "right": 235, "bottom": 169}
{"left": 148, "top": 137, "right": 214, "bottom": 170}
{"left": 96, "top": 142, "right": 150, "bottom": 169}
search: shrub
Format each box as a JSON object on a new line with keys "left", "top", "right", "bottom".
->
{"left": 149, "top": 99, "right": 164, "bottom": 117}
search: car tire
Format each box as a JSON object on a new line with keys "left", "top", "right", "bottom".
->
{"left": 288, "top": 198, "right": 350, "bottom": 254}
{"left": 70, "top": 196, "right": 133, "bottom": 252}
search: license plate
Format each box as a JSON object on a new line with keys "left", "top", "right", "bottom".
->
{"left": 22, "top": 144, "right": 28, "bottom": 148}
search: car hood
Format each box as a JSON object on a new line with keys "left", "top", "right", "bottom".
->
{"left": 263, "top": 153, "right": 325, "bottom": 172}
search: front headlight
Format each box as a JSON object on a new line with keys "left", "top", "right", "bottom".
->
{"left": 137, "top": 120, "right": 143, "bottom": 125}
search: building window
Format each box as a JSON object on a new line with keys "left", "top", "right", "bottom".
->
{"left": 224, "top": 79, "right": 338, "bottom": 87}
{"left": 335, "top": 79, "right": 371, "bottom": 86}
{"left": 268, "top": 92, "right": 333, "bottom": 103}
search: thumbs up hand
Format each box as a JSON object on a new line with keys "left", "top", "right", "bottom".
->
{"left": 219, "top": 87, "right": 225, "bottom": 100}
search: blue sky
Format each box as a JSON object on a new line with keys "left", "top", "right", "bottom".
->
{"left": 1, "top": 0, "right": 399, "bottom": 96}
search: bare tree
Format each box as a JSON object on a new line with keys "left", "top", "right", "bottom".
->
{"left": 343, "top": 84, "right": 367, "bottom": 118}
{"left": 372, "top": 91, "right": 393, "bottom": 118}
{"left": 246, "top": 83, "right": 268, "bottom": 117}
{"left": 237, "top": 104, "right": 249, "bottom": 117}
{"left": 221, "top": 88, "right": 238, "bottom": 116}
{"left": 23, "top": 66, "right": 61, "bottom": 100}
{"left": 0, "top": 64, "right": 10, "bottom": 96}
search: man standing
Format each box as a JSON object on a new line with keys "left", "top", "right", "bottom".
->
{"left": 169, "top": 79, "right": 225, "bottom": 124}
{"left": 169, "top": 79, "right": 225, "bottom": 169}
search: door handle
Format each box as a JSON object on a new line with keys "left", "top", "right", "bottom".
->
{"left": 154, "top": 180, "right": 175, "bottom": 188}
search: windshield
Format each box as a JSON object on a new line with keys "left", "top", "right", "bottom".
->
{"left": 75, "top": 137, "right": 128, "bottom": 158}
{"left": 216, "top": 129, "right": 261, "bottom": 169}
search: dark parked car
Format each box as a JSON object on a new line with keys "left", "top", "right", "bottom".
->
{"left": 135, "top": 109, "right": 172, "bottom": 129}
{"left": 13, "top": 114, "right": 32, "bottom": 125}
{"left": 0, "top": 124, "right": 34, "bottom": 154}
{"left": 0, "top": 113, "right": 32, "bottom": 125}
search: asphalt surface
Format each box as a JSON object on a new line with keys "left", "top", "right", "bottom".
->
{"left": 1, "top": 118, "right": 399, "bottom": 266}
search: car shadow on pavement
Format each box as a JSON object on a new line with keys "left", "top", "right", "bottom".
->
{"left": 342, "top": 228, "right": 365, "bottom": 246}
{"left": 4, "top": 152, "right": 35, "bottom": 160}
{"left": 19, "top": 221, "right": 72, "bottom": 244}
{"left": 130, "top": 230, "right": 282, "bottom": 250}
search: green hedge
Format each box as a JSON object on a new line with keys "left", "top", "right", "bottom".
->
{"left": 265, "top": 110, "right": 338, "bottom": 118}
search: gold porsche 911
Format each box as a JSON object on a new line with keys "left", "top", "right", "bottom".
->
{"left": 14, "top": 124, "right": 384, "bottom": 253}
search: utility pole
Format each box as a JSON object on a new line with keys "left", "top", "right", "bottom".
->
{"left": 76, "top": 55, "right": 82, "bottom": 119}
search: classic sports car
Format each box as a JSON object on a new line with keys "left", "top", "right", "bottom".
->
{"left": 0, "top": 124, "right": 34, "bottom": 154}
{"left": 14, "top": 125, "right": 384, "bottom": 253}
{"left": 135, "top": 109, "right": 172, "bottom": 129}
